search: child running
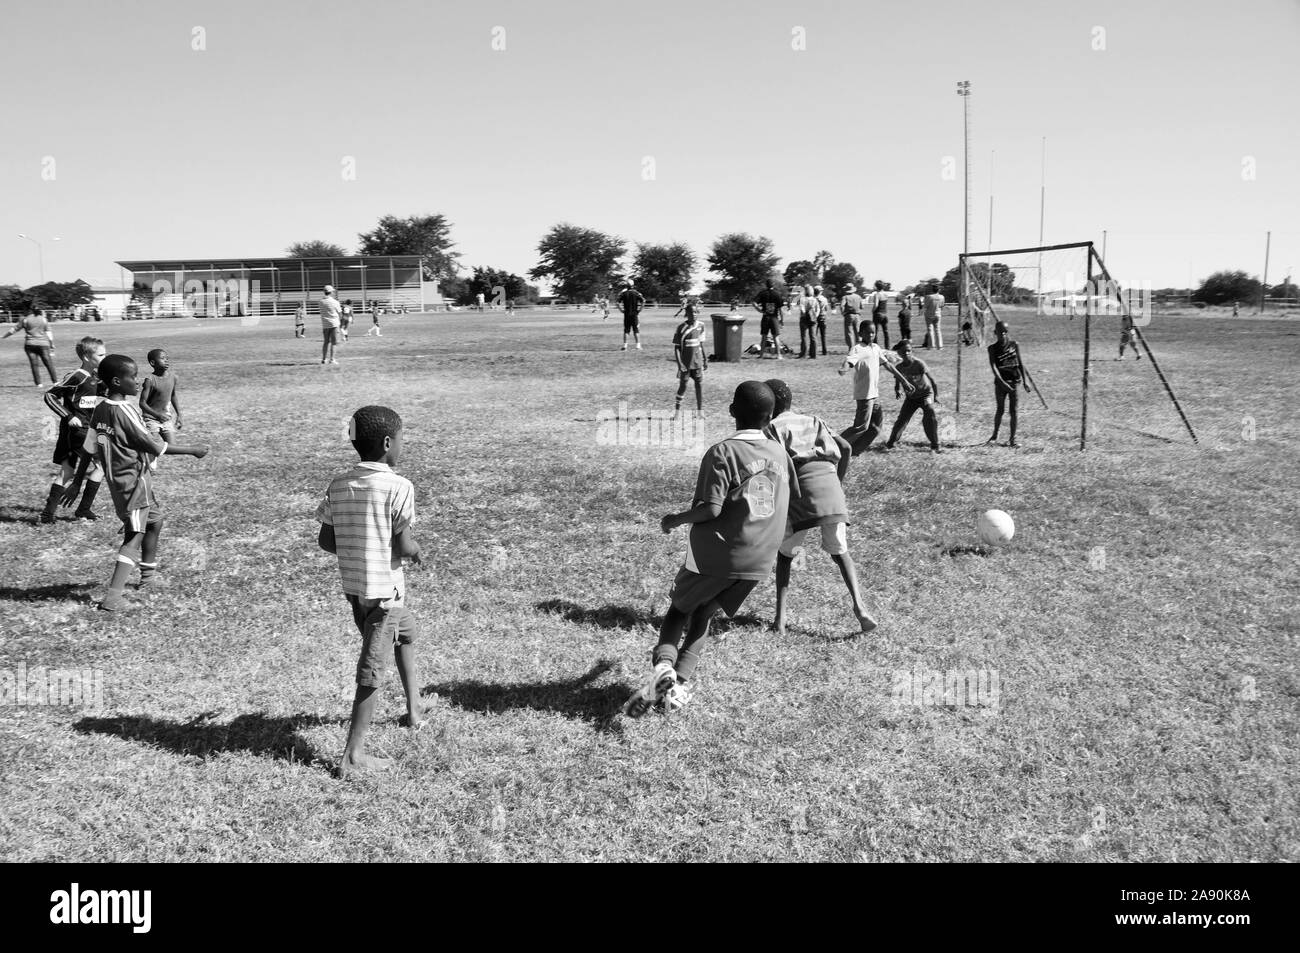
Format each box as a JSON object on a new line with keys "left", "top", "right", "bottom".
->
{"left": 672, "top": 298, "right": 708, "bottom": 417}
{"left": 882, "top": 340, "right": 942, "bottom": 453}
{"left": 39, "top": 335, "right": 107, "bottom": 523}
{"left": 838, "top": 321, "right": 906, "bottom": 456}
{"left": 623, "top": 381, "right": 798, "bottom": 717}
{"left": 139, "top": 348, "right": 183, "bottom": 442}
{"left": 82, "top": 354, "right": 210, "bottom": 611}
{"left": 764, "top": 379, "right": 877, "bottom": 636}
{"left": 316, "top": 406, "right": 426, "bottom": 776}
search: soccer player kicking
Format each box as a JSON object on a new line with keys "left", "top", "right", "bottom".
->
{"left": 987, "top": 321, "right": 1031, "bottom": 447}
{"left": 623, "top": 382, "right": 798, "bottom": 717}
{"left": 881, "top": 340, "right": 942, "bottom": 453}
{"left": 79, "top": 355, "right": 210, "bottom": 612}
{"left": 764, "top": 380, "right": 877, "bottom": 636}
{"left": 838, "top": 321, "right": 907, "bottom": 456}
{"left": 672, "top": 299, "right": 708, "bottom": 417}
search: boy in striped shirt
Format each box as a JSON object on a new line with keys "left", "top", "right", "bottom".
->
{"left": 316, "top": 405, "right": 426, "bottom": 777}
{"left": 765, "top": 380, "right": 877, "bottom": 636}
{"left": 672, "top": 299, "right": 708, "bottom": 417}
{"left": 40, "top": 335, "right": 106, "bottom": 523}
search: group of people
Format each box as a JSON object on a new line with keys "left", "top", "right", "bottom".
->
{"left": 295, "top": 288, "right": 384, "bottom": 363}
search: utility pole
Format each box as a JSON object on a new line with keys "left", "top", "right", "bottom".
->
{"left": 1260, "top": 231, "right": 1271, "bottom": 314}
{"left": 957, "top": 80, "right": 971, "bottom": 320}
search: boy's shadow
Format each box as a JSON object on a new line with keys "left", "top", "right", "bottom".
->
{"left": 535, "top": 598, "right": 661, "bottom": 631}
{"left": 0, "top": 506, "right": 42, "bottom": 524}
{"left": 0, "top": 582, "right": 96, "bottom": 602}
{"left": 424, "top": 660, "right": 628, "bottom": 733}
{"left": 74, "top": 711, "right": 342, "bottom": 769}
{"left": 942, "top": 544, "right": 993, "bottom": 557}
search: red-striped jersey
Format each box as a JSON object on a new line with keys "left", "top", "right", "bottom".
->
{"left": 45, "top": 368, "right": 101, "bottom": 428}
{"left": 82, "top": 399, "right": 167, "bottom": 513}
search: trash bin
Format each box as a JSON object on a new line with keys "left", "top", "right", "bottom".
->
{"left": 710, "top": 314, "right": 746, "bottom": 362}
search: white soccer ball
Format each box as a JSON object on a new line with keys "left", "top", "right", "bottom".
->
{"left": 978, "top": 509, "right": 1015, "bottom": 546}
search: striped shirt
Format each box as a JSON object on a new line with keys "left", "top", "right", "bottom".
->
{"left": 766, "top": 411, "right": 841, "bottom": 468}
{"left": 673, "top": 319, "right": 707, "bottom": 369}
{"left": 82, "top": 399, "right": 167, "bottom": 514}
{"left": 45, "top": 367, "right": 100, "bottom": 426}
{"left": 316, "top": 462, "right": 414, "bottom": 601}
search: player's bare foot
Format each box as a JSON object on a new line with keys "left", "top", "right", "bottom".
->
{"left": 769, "top": 620, "right": 786, "bottom": 638}
{"left": 398, "top": 704, "right": 435, "bottom": 731}
{"left": 337, "top": 752, "right": 392, "bottom": 778}
{"left": 856, "top": 611, "right": 878, "bottom": 634}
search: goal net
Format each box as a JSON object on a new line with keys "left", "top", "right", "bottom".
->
{"left": 955, "top": 241, "right": 1197, "bottom": 451}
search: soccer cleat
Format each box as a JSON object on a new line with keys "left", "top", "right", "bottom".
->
{"left": 135, "top": 574, "right": 170, "bottom": 591}
{"left": 74, "top": 510, "right": 99, "bottom": 521}
{"left": 660, "top": 681, "right": 694, "bottom": 713}
{"left": 98, "top": 591, "right": 133, "bottom": 612}
{"left": 622, "top": 661, "right": 677, "bottom": 718}
{"left": 620, "top": 344, "right": 627, "bottom": 351}
{"left": 330, "top": 359, "right": 340, "bottom": 365}
{"left": 38, "top": 511, "right": 56, "bottom": 524}
{"left": 635, "top": 343, "right": 642, "bottom": 350}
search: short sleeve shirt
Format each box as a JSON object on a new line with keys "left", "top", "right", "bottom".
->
{"left": 83, "top": 399, "right": 168, "bottom": 513}
{"left": 841, "top": 293, "right": 863, "bottom": 315}
{"left": 319, "top": 296, "right": 342, "bottom": 329}
{"left": 618, "top": 289, "right": 644, "bottom": 316}
{"left": 754, "top": 289, "right": 783, "bottom": 316}
{"left": 924, "top": 294, "right": 945, "bottom": 320}
{"left": 988, "top": 340, "right": 1021, "bottom": 381}
{"left": 896, "top": 357, "right": 933, "bottom": 398}
{"left": 21, "top": 313, "right": 50, "bottom": 346}
{"left": 316, "top": 461, "right": 415, "bottom": 601}
{"left": 673, "top": 320, "right": 707, "bottom": 370}
{"left": 684, "top": 432, "right": 798, "bottom": 581}
{"left": 841, "top": 342, "right": 898, "bottom": 400}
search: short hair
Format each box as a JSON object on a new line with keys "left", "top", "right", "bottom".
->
{"left": 874, "top": 280, "right": 885, "bottom": 290}
{"left": 146, "top": 347, "right": 166, "bottom": 364}
{"left": 994, "top": 321, "right": 1008, "bottom": 334}
{"left": 76, "top": 336, "right": 104, "bottom": 359}
{"left": 97, "top": 354, "right": 136, "bottom": 385}
{"left": 731, "top": 381, "right": 775, "bottom": 428}
{"left": 858, "top": 319, "right": 872, "bottom": 341}
{"left": 764, "top": 379, "right": 793, "bottom": 415}
{"left": 350, "top": 405, "right": 403, "bottom": 459}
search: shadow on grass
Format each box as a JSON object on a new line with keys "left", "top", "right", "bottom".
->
{"left": 423, "top": 660, "right": 627, "bottom": 734}
{"left": 536, "top": 598, "right": 661, "bottom": 631}
{"left": 0, "top": 506, "right": 42, "bottom": 524}
{"left": 0, "top": 582, "right": 96, "bottom": 602}
{"left": 73, "top": 711, "right": 341, "bottom": 769}
{"left": 942, "top": 545, "right": 993, "bottom": 557}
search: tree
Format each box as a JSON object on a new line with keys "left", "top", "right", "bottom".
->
{"left": 1193, "top": 270, "right": 1261, "bottom": 306}
{"left": 286, "top": 240, "right": 347, "bottom": 258}
{"left": 632, "top": 242, "right": 697, "bottom": 301}
{"left": 938, "top": 262, "right": 1014, "bottom": 302}
{"left": 466, "top": 266, "right": 534, "bottom": 305}
{"left": 812, "top": 250, "right": 835, "bottom": 279}
{"left": 783, "top": 260, "right": 819, "bottom": 289}
{"left": 357, "top": 214, "right": 461, "bottom": 282}
{"left": 27, "top": 280, "right": 94, "bottom": 310}
{"left": 0, "top": 284, "right": 33, "bottom": 316}
{"left": 822, "top": 262, "right": 865, "bottom": 296}
{"left": 706, "top": 233, "right": 781, "bottom": 302}
{"left": 1267, "top": 278, "right": 1298, "bottom": 302}
{"left": 529, "top": 224, "right": 627, "bottom": 301}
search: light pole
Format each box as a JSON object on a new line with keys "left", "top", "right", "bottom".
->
{"left": 17, "top": 234, "right": 59, "bottom": 284}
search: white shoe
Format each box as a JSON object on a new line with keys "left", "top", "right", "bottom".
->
{"left": 622, "top": 661, "right": 676, "bottom": 718}
{"left": 620, "top": 344, "right": 628, "bottom": 351}
{"left": 330, "top": 359, "right": 339, "bottom": 365}
{"left": 661, "top": 680, "right": 694, "bottom": 712}
{"left": 635, "top": 343, "right": 642, "bottom": 350}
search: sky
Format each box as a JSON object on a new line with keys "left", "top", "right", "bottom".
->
{"left": 1, "top": 0, "right": 1297, "bottom": 292}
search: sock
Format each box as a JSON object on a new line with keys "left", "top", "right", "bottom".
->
{"left": 138, "top": 560, "right": 158, "bottom": 582}
{"left": 42, "top": 482, "right": 63, "bottom": 517}
{"left": 75, "top": 479, "right": 100, "bottom": 514}
{"left": 108, "top": 554, "right": 136, "bottom": 595}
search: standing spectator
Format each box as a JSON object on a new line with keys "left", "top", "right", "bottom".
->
{"left": 753, "top": 279, "right": 786, "bottom": 359}
{"left": 618, "top": 279, "right": 645, "bottom": 350}
{"left": 319, "top": 286, "right": 342, "bottom": 365}
{"left": 867, "top": 281, "right": 891, "bottom": 347}
{"left": 796, "top": 284, "right": 819, "bottom": 359}
{"left": 840, "top": 283, "right": 863, "bottom": 349}
{"left": 294, "top": 303, "right": 307, "bottom": 338}
{"left": 922, "top": 285, "right": 945, "bottom": 349}
{"left": 4, "top": 308, "right": 58, "bottom": 385}
{"left": 814, "top": 285, "right": 831, "bottom": 355}
{"left": 897, "top": 295, "right": 913, "bottom": 343}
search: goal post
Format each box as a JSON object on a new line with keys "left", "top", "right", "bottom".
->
{"left": 957, "top": 241, "right": 1198, "bottom": 450}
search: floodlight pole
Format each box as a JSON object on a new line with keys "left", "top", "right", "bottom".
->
{"left": 956, "top": 80, "right": 971, "bottom": 412}
{"left": 1260, "top": 231, "right": 1271, "bottom": 314}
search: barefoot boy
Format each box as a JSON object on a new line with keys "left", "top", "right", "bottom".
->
{"left": 764, "top": 380, "right": 877, "bottom": 636}
{"left": 40, "top": 335, "right": 106, "bottom": 523}
{"left": 316, "top": 405, "right": 426, "bottom": 776}
{"left": 81, "top": 355, "right": 210, "bottom": 611}
{"left": 139, "top": 348, "right": 183, "bottom": 443}
{"left": 623, "top": 382, "right": 798, "bottom": 717}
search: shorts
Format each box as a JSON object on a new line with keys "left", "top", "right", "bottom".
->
{"left": 144, "top": 417, "right": 175, "bottom": 442}
{"left": 780, "top": 522, "right": 849, "bottom": 558}
{"left": 346, "top": 592, "right": 419, "bottom": 688}
{"left": 679, "top": 366, "right": 704, "bottom": 381}
{"left": 668, "top": 567, "right": 757, "bottom": 617}
{"left": 53, "top": 422, "right": 88, "bottom": 466}
{"left": 119, "top": 501, "right": 162, "bottom": 535}
{"left": 623, "top": 313, "right": 640, "bottom": 333}
{"left": 322, "top": 326, "right": 339, "bottom": 344}
{"left": 761, "top": 314, "right": 783, "bottom": 338}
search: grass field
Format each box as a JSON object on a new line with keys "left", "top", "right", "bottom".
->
{"left": 1, "top": 306, "right": 1296, "bottom": 862}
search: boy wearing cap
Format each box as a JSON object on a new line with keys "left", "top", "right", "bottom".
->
{"left": 623, "top": 381, "right": 798, "bottom": 717}
{"left": 320, "top": 286, "right": 342, "bottom": 365}
{"left": 317, "top": 405, "right": 427, "bottom": 776}
{"left": 988, "top": 321, "right": 1031, "bottom": 447}
{"left": 764, "top": 379, "right": 877, "bottom": 636}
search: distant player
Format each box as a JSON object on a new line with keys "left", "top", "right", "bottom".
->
{"left": 764, "top": 379, "right": 876, "bottom": 637}
{"left": 317, "top": 405, "right": 427, "bottom": 777}
{"left": 838, "top": 321, "right": 906, "bottom": 456}
{"left": 320, "top": 285, "right": 342, "bottom": 364}
{"left": 1117, "top": 314, "right": 1142, "bottom": 360}
{"left": 897, "top": 295, "right": 913, "bottom": 342}
{"left": 623, "top": 381, "right": 797, "bottom": 717}
{"left": 4, "top": 308, "right": 57, "bottom": 386}
{"left": 618, "top": 280, "right": 644, "bottom": 350}
{"left": 796, "top": 284, "right": 820, "bottom": 359}
{"left": 340, "top": 299, "right": 354, "bottom": 341}
{"left": 814, "top": 285, "right": 831, "bottom": 355}
{"left": 367, "top": 301, "right": 382, "bottom": 337}
{"left": 840, "top": 283, "right": 863, "bottom": 349}
{"left": 868, "top": 280, "right": 891, "bottom": 347}
{"left": 753, "top": 279, "right": 786, "bottom": 360}
{"left": 294, "top": 304, "right": 307, "bottom": 338}
{"left": 139, "top": 348, "right": 183, "bottom": 443}
{"left": 922, "top": 286, "right": 945, "bottom": 349}
{"left": 882, "top": 340, "right": 942, "bottom": 453}
{"left": 988, "top": 321, "right": 1030, "bottom": 447}
{"left": 39, "top": 335, "right": 106, "bottom": 523}
{"left": 672, "top": 299, "right": 708, "bottom": 417}
{"left": 83, "top": 354, "right": 210, "bottom": 611}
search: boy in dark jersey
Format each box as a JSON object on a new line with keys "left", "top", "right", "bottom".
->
{"left": 624, "top": 381, "right": 798, "bottom": 717}
{"left": 897, "top": 296, "right": 913, "bottom": 343}
{"left": 40, "top": 336, "right": 106, "bottom": 523}
{"left": 882, "top": 340, "right": 942, "bottom": 453}
{"left": 753, "top": 279, "right": 786, "bottom": 360}
{"left": 672, "top": 299, "right": 708, "bottom": 417}
{"left": 139, "top": 348, "right": 183, "bottom": 442}
{"left": 81, "top": 355, "right": 210, "bottom": 611}
{"left": 764, "top": 380, "right": 876, "bottom": 636}
{"left": 618, "top": 280, "right": 645, "bottom": 350}
{"left": 987, "top": 321, "right": 1031, "bottom": 447}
